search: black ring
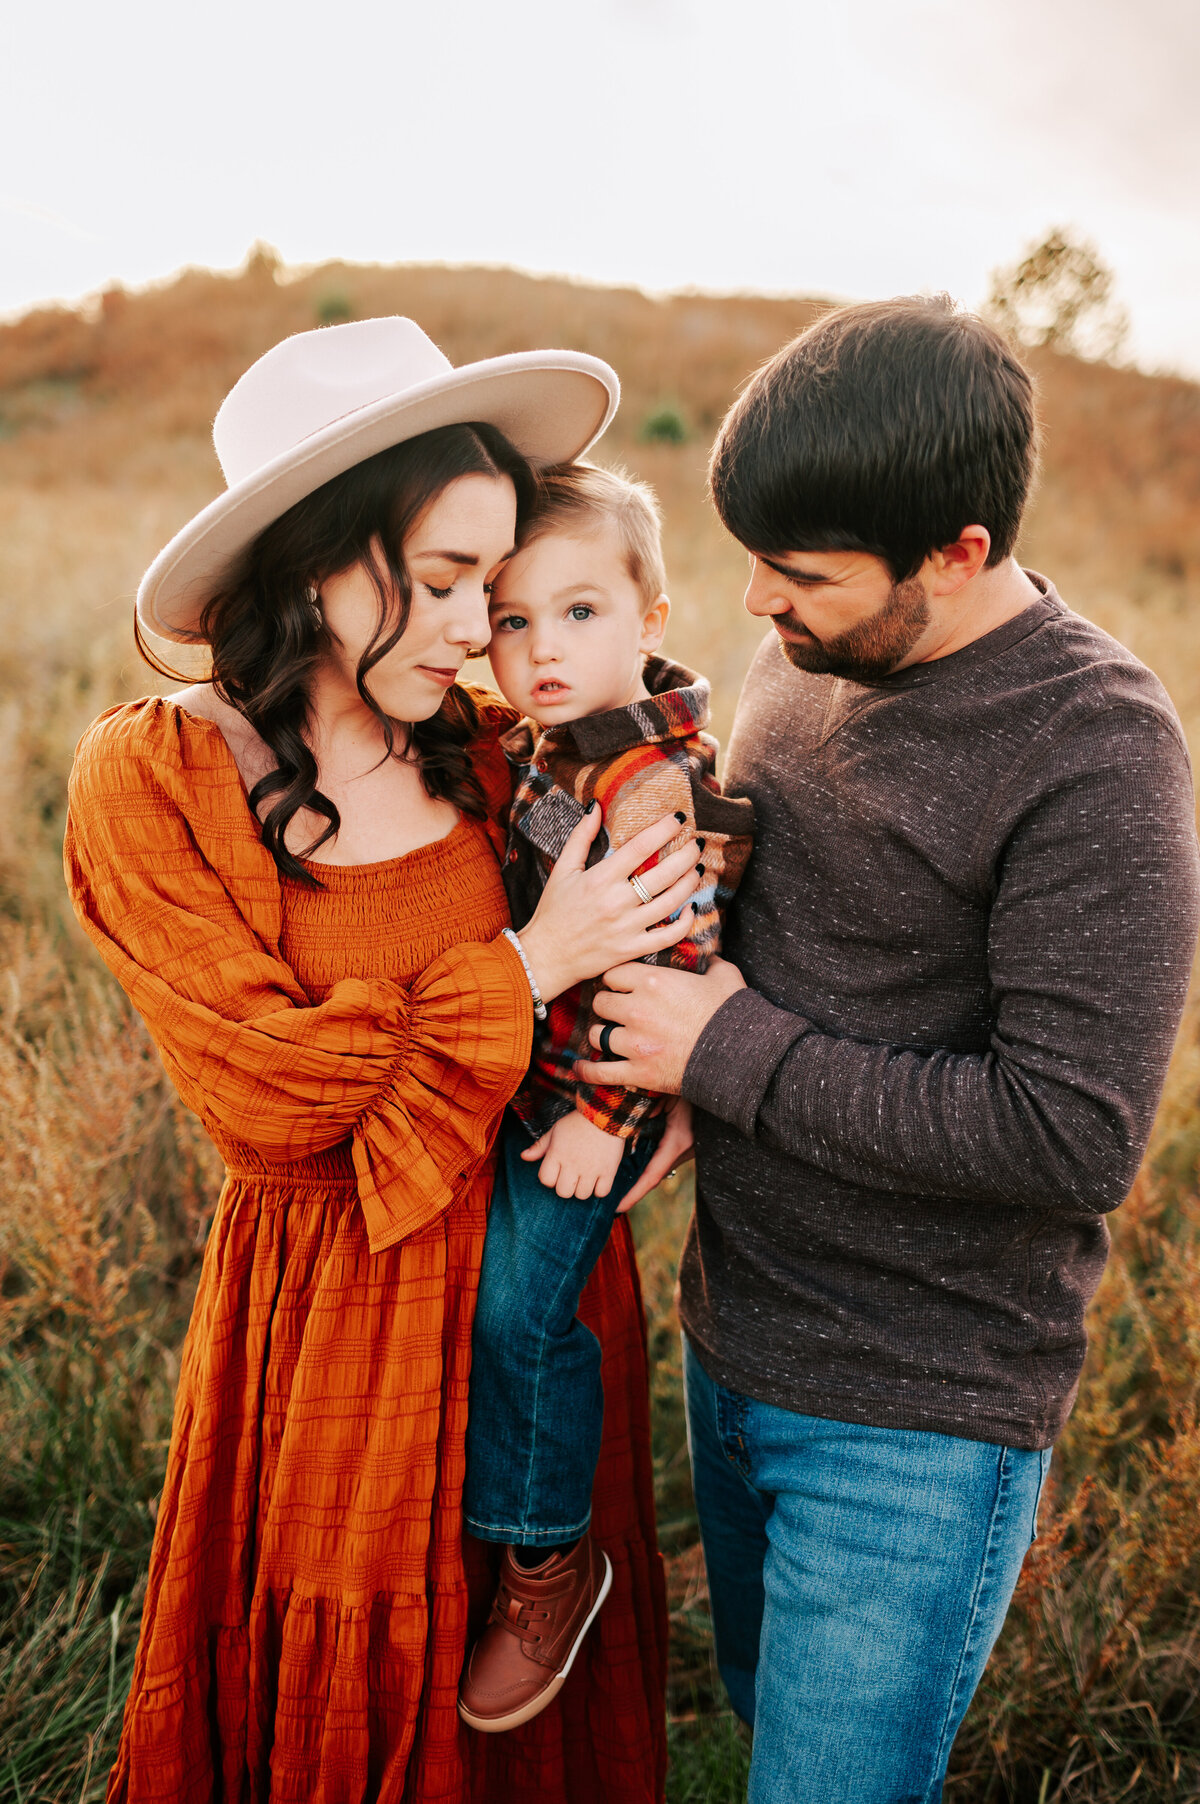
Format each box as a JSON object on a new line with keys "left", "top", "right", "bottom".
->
{"left": 598, "top": 1022, "right": 616, "bottom": 1057}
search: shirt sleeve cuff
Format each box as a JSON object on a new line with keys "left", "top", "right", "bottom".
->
{"left": 681, "top": 986, "right": 810, "bottom": 1138}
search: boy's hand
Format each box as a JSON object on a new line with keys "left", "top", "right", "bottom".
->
{"left": 521, "top": 1107, "right": 627, "bottom": 1199}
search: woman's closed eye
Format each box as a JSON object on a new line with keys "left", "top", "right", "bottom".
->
{"left": 424, "top": 579, "right": 498, "bottom": 600}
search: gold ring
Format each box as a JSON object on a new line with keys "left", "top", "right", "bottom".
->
{"left": 628, "top": 873, "right": 653, "bottom": 905}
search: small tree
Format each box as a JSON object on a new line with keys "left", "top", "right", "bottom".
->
{"left": 640, "top": 403, "right": 689, "bottom": 445}
{"left": 315, "top": 292, "right": 354, "bottom": 326}
{"left": 984, "top": 228, "right": 1129, "bottom": 363}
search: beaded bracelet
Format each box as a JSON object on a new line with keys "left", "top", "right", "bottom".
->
{"left": 500, "top": 927, "right": 548, "bottom": 1021}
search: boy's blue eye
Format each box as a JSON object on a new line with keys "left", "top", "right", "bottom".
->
{"left": 568, "top": 604, "right": 594, "bottom": 622}
{"left": 496, "top": 614, "right": 527, "bottom": 632}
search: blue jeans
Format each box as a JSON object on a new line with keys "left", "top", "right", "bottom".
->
{"left": 463, "top": 1109, "right": 661, "bottom": 1546}
{"left": 683, "top": 1335, "right": 1050, "bottom": 1804}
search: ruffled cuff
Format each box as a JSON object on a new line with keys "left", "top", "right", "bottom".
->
{"left": 352, "top": 936, "right": 533, "bottom": 1252}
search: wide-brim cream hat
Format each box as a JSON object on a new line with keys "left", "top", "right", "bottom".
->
{"left": 137, "top": 315, "right": 620, "bottom": 642}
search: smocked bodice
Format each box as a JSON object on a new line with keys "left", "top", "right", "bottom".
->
{"left": 279, "top": 813, "right": 512, "bottom": 1000}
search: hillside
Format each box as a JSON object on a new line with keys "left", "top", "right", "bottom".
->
{"left": 2, "top": 250, "right": 1199, "bottom": 739}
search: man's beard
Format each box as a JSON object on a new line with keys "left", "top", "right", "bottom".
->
{"left": 774, "top": 576, "right": 930, "bottom": 682}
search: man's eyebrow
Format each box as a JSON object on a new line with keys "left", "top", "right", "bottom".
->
{"left": 758, "top": 554, "right": 834, "bottom": 584}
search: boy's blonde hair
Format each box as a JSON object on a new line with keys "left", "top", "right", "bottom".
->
{"left": 519, "top": 463, "right": 667, "bottom": 607}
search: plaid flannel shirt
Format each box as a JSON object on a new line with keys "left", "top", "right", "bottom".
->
{"left": 501, "top": 655, "right": 755, "bottom": 1141}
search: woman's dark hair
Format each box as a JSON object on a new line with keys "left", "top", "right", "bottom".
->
{"left": 708, "top": 295, "right": 1039, "bottom": 581}
{"left": 140, "top": 422, "right": 535, "bottom": 884}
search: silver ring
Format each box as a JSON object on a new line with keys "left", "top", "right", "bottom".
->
{"left": 628, "top": 873, "right": 653, "bottom": 905}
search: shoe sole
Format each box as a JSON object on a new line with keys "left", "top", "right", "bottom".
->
{"left": 458, "top": 1551, "right": 614, "bottom": 1734}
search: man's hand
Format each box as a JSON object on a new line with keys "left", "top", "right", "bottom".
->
{"left": 521, "top": 1106, "right": 628, "bottom": 1199}
{"left": 617, "top": 1098, "right": 695, "bottom": 1215}
{"left": 577, "top": 956, "right": 747, "bottom": 1095}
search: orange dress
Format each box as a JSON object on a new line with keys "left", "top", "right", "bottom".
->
{"left": 64, "top": 695, "right": 668, "bottom": 1804}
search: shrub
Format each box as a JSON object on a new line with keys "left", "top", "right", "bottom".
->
{"left": 641, "top": 403, "right": 689, "bottom": 445}
{"left": 315, "top": 292, "right": 354, "bottom": 326}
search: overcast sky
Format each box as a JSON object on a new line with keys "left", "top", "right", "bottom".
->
{"left": 4, "top": 0, "right": 1198, "bottom": 374}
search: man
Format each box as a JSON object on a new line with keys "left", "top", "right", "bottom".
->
{"left": 578, "top": 296, "right": 1200, "bottom": 1802}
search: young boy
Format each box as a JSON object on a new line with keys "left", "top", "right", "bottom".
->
{"left": 458, "top": 464, "right": 754, "bottom": 1732}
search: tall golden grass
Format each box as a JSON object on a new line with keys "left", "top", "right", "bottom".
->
{"left": 2, "top": 254, "right": 1199, "bottom": 1801}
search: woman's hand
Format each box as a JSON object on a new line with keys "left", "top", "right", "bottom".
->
{"left": 617, "top": 1098, "right": 695, "bottom": 1214}
{"left": 518, "top": 806, "right": 698, "bottom": 1003}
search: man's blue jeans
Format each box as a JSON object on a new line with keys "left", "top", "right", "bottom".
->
{"left": 463, "top": 1109, "right": 661, "bottom": 1546}
{"left": 683, "top": 1335, "right": 1050, "bottom": 1804}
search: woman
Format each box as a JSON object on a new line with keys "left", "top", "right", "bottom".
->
{"left": 64, "top": 317, "right": 694, "bottom": 1803}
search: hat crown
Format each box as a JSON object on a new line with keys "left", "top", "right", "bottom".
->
{"left": 213, "top": 317, "right": 453, "bottom": 487}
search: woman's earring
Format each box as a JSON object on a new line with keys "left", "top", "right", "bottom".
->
{"left": 307, "top": 587, "right": 323, "bottom": 629}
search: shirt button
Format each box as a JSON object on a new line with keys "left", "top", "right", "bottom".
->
{"left": 535, "top": 759, "right": 549, "bottom": 773}
{"left": 508, "top": 849, "right": 519, "bottom": 863}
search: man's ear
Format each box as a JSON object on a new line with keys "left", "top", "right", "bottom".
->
{"left": 641, "top": 594, "right": 671, "bottom": 655}
{"left": 929, "top": 527, "right": 991, "bottom": 596}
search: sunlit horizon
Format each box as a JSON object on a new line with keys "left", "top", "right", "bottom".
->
{"left": 5, "top": 0, "right": 1198, "bottom": 379}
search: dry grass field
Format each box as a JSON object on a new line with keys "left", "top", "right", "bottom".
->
{"left": 2, "top": 254, "right": 1200, "bottom": 1801}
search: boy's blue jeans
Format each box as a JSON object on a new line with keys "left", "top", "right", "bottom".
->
{"left": 464, "top": 1109, "right": 662, "bottom": 1546}
{"left": 683, "top": 1335, "right": 1051, "bottom": 1804}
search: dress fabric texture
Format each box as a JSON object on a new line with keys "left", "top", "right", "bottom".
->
{"left": 63, "top": 694, "right": 668, "bottom": 1804}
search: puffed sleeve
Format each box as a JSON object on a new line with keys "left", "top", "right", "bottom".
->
{"left": 64, "top": 700, "right": 533, "bottom": 1252}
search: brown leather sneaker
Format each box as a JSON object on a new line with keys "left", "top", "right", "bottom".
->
{"left": 458, "top": 1536, "right": 613, "bottom": 1732}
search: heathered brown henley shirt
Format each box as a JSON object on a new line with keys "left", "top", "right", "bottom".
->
{"left": 678, "top": 576, "right": 1200, "bottom": 1450}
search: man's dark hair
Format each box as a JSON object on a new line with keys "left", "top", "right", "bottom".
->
{"left": 708, "top": 295, "right": 1039, "bottom": 581}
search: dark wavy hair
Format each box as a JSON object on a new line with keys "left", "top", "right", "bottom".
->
{"left": 139, "top": 422, "right": 535, "bottom": 884}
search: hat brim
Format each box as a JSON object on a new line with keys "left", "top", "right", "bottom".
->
{"left": 138, "top": 350, "right": 619, "bottom": 642}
